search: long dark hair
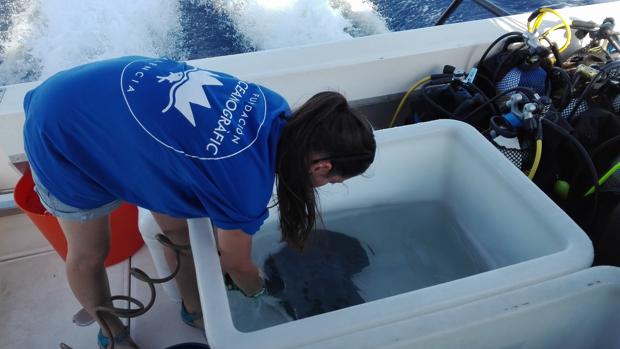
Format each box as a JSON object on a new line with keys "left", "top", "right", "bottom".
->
{"left": 276, "top": 91, "right": 376, "bottom": 250}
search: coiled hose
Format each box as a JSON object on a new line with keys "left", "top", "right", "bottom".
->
{"left": 60, "top": 233, "right": 190, "bottom": 349}
{"left": 528, "top": 7, "right": 572, "bottom": 53}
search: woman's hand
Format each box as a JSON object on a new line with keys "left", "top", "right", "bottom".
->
{"left": 217, "top": 228, "right": 264, "bottom": 297}
{"left": 224, "top": 273, "right": 266, "bottom": 298}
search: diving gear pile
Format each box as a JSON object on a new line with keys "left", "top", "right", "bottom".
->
{"left": 392, "top": 8, "right": 620, "bottom": 266}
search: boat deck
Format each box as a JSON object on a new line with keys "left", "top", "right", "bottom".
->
{"left": 0, "top": 211, "right": 208, "bottom": 349}
{"left": 1, "top": 3, "right": 619, "bottom": 348}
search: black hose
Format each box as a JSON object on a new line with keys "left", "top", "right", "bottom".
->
{"left": 466, "top": 82, "right": 499, "bottom": 116}
{"left": 477, "top": 32, "right": 524, "bottom": 67}
{"left": 540, "top": 37, "right": 563, "bottom": 67}
{"left": 492, "top": 43, "right": 527, "bottom": 86}
{"left": 570, "top": 133, "right": 620, "bottom": 207}
{"left": 474, "top": 72, "right": 497, "bottom": 94}
{"left": 590, "top": 134, "right": 620, "bottom": 160}
{"left": 540, "top": 118, "right": 600, "bottom": 232}
{"left": 551, "top": 66, "right": 573, "bottom": 110}
{"left": 567, "top": 61, "right": 620, "bottom": 124}
{"left": 420, "top": 83, "right": 457, "bottom": 119}
{"left": 566, "top": 76, "right": 599, "bottom": 124}
{"left": 549, "top": 42, "right": 563, "bottom": 67}
{"left": 420, "top": 80, "right": 497, "bottom": 126}
{"left": 462, "top": 86, "right": 538, "bottom": 123}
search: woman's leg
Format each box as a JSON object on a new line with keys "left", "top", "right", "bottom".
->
{"left": 59, "top": 217, "right": 137, "bottom": 348}
{"left": 149, "top": 212, "right": 203, "bottom": 327}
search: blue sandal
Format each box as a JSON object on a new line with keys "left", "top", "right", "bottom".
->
{"left": 97, "top": 327, "right": 131, "bottom": 349}
{"left": 180, "top": 302, "right": 203, "bottom": 329}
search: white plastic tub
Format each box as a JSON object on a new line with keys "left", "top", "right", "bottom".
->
{"left": 311, "top": 266, "right": 620, "bottom": 349}
{"left": 189, "top": 120, "right": 594, "bottom": 349}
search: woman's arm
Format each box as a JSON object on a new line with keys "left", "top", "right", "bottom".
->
{"left": 216, "top": 227, "right": 263, "bottom": 296}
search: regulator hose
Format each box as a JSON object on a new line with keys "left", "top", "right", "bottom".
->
{"left": 528, "top": 119, "right": 544, "bottom": 180}
{"left": 462, "top": 86, "right": 539, "bottom": 123}
{"left": 585, "top": 162, "right": 620, "bottom": 196}
{"left": 389, "top": 76, "right": 431, "bottom": 128}
{"left": 575, "top": 134, "right": 620, "bottom": 196}
{"left": 491, "top": 42, "right": 527, "bottom": 85}
{"left": 551, "top": 66, "right": 573, "bottom": 110}
{"left": 477, "top": 31, "right": 525, "bottom": 67}
{"left": 540, "top": 118, "right": 600, "bottom": 231}
{"left": 528, "top": 7, "right": 572, "bottom": 53}
{"left": 566, "top": 61, "right": 620, "bottom": 124}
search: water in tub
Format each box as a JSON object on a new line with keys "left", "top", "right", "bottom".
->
{"left": 230, "top": 201, "right": 489, "bottom": 332}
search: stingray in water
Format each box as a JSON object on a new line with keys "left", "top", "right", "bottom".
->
{"left": 263, "top": 229, "right": 369, "bottom": 320}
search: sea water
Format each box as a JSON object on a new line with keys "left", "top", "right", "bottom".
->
{"left": 229, "top": 201, "right": 488, "bottom": 332}
{"left": 0, "top": 0, "right": 612, "bottom": 86}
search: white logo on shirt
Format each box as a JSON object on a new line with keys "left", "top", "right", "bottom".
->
{"left": 121, "top": 58, "right": 268, "bottom": 161}
{"left": 157, "top": 69, "right": 223, "bottom": 127}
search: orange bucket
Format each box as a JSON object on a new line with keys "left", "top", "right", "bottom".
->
{"left": 13, "top": 169, "right": 144, "bottom": 267}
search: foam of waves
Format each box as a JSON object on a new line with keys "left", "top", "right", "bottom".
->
{"left": 0, "top": 0, "right": 610, "bottom": 86}
{"left": 0, "top": 0, "right": 42, "bottom": 85}
{"left": 0, "top": 0, "right": 184, "bottom": 86}
{"left": 0, "top": 0, "right": 389, "bottom": 86}
{"left": 210, "top": 0, "right": 389, "bottom": 50}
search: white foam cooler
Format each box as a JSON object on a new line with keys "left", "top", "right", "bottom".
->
{"left": 189, "top": 120, "right": 596, "bottom": 349}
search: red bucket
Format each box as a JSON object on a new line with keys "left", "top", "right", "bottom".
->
{"left": 13, "top": 169, "right": 144, "bottom": 267}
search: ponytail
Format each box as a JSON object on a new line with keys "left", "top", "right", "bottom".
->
{"left": 276, "top": 91, "right": 376, "bottom": 250}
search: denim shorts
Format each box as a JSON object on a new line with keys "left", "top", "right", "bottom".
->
{"left": 31, "top": 169, "right": 122, "bottom": 222}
